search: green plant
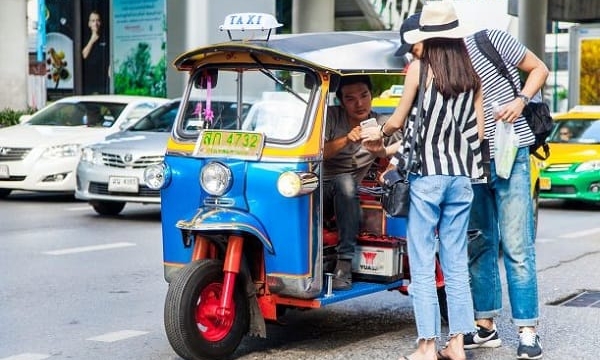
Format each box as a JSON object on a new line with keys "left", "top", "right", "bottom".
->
{"left": 557, "top": 88, "right": 568, "bottom": 100}
{"left": 0, "top": 107, "right": 36, "bottom": 128}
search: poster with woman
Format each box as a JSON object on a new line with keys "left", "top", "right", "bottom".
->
{"left": 81, "top": 0, "right": 110, "bottom": 94}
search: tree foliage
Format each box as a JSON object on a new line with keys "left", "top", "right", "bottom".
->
{"left": 113, "top": 42, "right": 167, "bottom": 97}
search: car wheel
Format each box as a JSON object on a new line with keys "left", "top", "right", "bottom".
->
{"left": 91, "top": 201, "right": 126, "bottom": 216}
{"left": 0, "top": 189, "right": 11, "bottom": 198}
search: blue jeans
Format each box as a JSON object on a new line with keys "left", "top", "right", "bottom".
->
{"left": 323, "top": 173, "right": 360, "bottom": 260}
{"left": 468, "top": 147, "right": 539, "bottom": 327}
{"left": 407, "top": 174, "right": 475, "bottom": 340}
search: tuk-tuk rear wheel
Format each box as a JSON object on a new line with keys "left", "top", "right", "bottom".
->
{"left": 164, "top": 259, "right": 250, "bottom": 360}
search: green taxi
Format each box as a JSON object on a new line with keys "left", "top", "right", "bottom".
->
{"left": 539, "top": 105, "right": 600, "bottom": 202}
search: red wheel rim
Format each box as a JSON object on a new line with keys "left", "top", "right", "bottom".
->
{"left": 195, "top": 282, "right": 235, "bottom": 341}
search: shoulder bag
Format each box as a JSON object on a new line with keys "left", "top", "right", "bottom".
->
{"left": 381, "top": 60, "right": 427, "bottom": 217}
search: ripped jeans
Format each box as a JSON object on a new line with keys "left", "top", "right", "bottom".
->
{"left": 468, "top": 147, "right": 539, "bottom": 327}
{"left": 407, "top": 174, "right": 475, "bottom": 340}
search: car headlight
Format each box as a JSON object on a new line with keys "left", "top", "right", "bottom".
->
{"left": 200, "top": 162, "right": 232, "bottom": 196}
{"left": 42, "top": 144, "right": 81, "bottom": 159}
{"left": 80, "top": 147, "right": 102, "bottom": 164}
{"left": 575, "top": 160, "right": 600, "bottom": 173}
{"left": 144, "top": 163, "right": 170, "bottom": 190}
{"left": 277, "top": 171, "right": 318, "bottom": 197}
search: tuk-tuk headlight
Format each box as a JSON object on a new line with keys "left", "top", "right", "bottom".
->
{"left": 144, "top": 163, "right": 170, "bottom": 190}
{"left": 277, "top": 171, "right": 318, "bottom": 197}
{"left": 201, "top": 162, "right": 232, "bottom": 196}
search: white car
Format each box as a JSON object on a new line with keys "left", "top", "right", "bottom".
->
{"left": 0, "top": 95, "right": 168, "bottom": 198}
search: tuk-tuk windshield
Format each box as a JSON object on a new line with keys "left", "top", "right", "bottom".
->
{"left": 177, "top": 67, "right": 316, "bottom": 143}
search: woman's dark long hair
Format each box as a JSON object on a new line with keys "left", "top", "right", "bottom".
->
{"left": 421, "top": 38, "right": 481, "bottom": 99}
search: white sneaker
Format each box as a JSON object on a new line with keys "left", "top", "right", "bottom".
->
{"left": 463, "top": 323, "right": 502, "bottom": 349}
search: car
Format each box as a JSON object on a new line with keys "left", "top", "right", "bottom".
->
{"left": 538, "top": 105, "right": 600, "bottom": 203}
{"left": 75, "top": 97, "right": 253, "bottom": 215}
{"left": 0, "top": 95, "right": 169, "bottom": 198}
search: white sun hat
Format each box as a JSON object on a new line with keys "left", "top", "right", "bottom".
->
{"left": 403, "top": 0, "right": 476, "bottom": 44}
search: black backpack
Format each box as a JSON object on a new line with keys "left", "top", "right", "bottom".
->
{"left": 473, "top": 30, "right": 553, "bottom": 160}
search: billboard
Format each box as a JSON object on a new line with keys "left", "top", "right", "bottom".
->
{"left": 111, "top": 0, "right": 167, "bottom": 97}
{"left": 81, "top": 0, "right": 110, "bottom": 94}
{"left": 569, "top": 24, "right": 600, "bottom": 106}
{"left": 45, "top": 0, "right": 74, "bottom": 91}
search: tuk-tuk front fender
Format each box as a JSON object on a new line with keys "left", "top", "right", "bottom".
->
{"left": 176, "top": 207, "right": 274, "bottom": 254}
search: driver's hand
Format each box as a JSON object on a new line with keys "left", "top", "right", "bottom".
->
{"left": 346, "top": 125, "right": 362, "bottom": 143}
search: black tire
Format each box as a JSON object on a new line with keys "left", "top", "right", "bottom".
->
{"left": 164, "top": 259, "right": 249, "bottom": 360}
{"left": 0, "top": 189, "right": 11, "bottom": 198}
{"left": 91, "top": 201, "right": 125, "bottom": 216}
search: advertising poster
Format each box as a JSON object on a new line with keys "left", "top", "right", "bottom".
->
{"left": 45, "top": 0, "right": 74, "bottom": 91}
{"left": 112, "top": 0, "right": 167, "bottom": 97}
{"left": 81, "top": 0, "right": 110, "bottom": 94}
{"left": 569, "top": 24, "right": 600, "bottom": 107}
{"left": 578, "top": 38, "right": 600, "bottom": 105}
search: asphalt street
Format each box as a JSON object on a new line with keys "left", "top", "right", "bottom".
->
{"left": 1, "top": 194, "right": 599, "bottom": 360}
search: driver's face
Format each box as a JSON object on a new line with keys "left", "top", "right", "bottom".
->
{"left": 340, "top": 83, "right": 372, "bottom": 123}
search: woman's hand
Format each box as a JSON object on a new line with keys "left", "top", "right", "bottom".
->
{"left": 360, "top": 125, "right": 382, "bottom": 142}
{"left": 360, "top": 125, "right": 385, "bottom": 155}
{"left": 378, "top": 163, "right": 398, "bottom": 185}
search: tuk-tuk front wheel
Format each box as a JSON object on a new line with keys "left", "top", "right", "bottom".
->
{"left": 164, "top": 259, "right": 250, "bottom": 360}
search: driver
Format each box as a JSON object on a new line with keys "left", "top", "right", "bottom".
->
{"left": 323, "top": 75, "right": 401, "bottom": 290}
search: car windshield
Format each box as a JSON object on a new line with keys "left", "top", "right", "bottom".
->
{"left": 27, "top": 102, "right": 127, "bottom": 127}
{"left": 129, "top": 101, "right": 180, "bottom": 132}
{"left": 549, "top": 118, "right": 600, "bottom": 144}
{"left": 177, "top": 67, "right": 316, "bottom": 143}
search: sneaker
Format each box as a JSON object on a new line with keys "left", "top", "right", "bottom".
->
{"left": 517, "top": 329, "right": 542, "bottom": 359}
{"left": 463, "top": 324, "right": 502, "bottom": 349}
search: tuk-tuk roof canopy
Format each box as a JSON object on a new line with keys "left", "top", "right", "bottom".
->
{"left": 174, "top": 31, "right": 409, "bottom": 75}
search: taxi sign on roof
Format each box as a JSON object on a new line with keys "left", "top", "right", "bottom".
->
{"left": 220, "top": 13, "right": 283, "bottom": 32}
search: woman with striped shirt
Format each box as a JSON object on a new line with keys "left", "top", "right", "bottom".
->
{"left": 363, "top": 1, "right": 484, "bottom": 359}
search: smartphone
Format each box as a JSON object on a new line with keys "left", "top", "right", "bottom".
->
{"left": 360, "top": 117, "right": 378, "bottom": 129}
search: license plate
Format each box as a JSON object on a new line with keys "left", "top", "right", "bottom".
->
{"left": 0, "top": 164, "right": 9, "bottom": 179}
{"left": 194, "top": 130, "right": 265, "bottom": 160}
{"left": 539, "top": 176, "right": 551, "bottom": 190}
{"left": 108, "top": 176, "right": 139, "bottom": 193}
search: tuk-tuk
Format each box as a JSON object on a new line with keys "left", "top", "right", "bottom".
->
{"left": 144, "top": 12, "right": 446, "bottom": 360}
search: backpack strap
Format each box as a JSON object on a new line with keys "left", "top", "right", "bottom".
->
{"left": 473, "top": 30, "right": 519, "bottom": 97}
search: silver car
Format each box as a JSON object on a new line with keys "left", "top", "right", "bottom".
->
{"left": 75, "top": 98, "right": 252, "bottom": 215}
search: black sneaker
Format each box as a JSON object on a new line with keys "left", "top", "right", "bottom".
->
{"left": 463, "top": 324, "right": 502, "bottom": 349}
{"left": 517, "top": 329, "right": 542, "bottom": 359}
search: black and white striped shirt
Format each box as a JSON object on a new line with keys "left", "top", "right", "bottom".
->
{"left": 404, "top": 79, "right": 483, "bottom": 179}
{"left": 464, "top": 29, "right": 535, "bottom": 159}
